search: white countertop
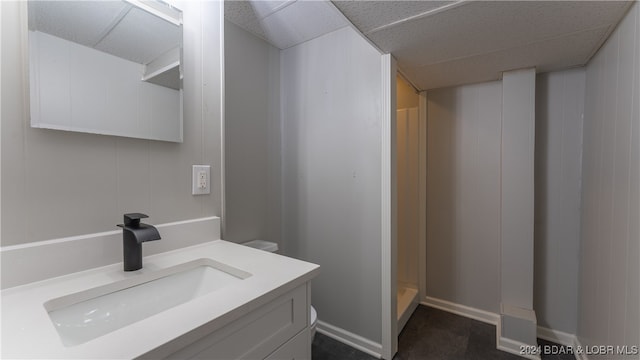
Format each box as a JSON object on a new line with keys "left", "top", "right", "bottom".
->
{"left": 1, "top": 240, "right": 320, "bottom": 359}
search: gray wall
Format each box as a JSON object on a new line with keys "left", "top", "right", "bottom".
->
{"left": 224, "top": 20, "right": 281, "bottom": 245}
{"left": 579, "top": 1, "right": 639, "bottom": 350}
{"left": 426, "top": 81, "right": 502, "bottom": 314}
{"left": 425, "top": 70, "right": 588, "bottom": 339}
{"left": 1, "top": 1, "right": 223, "bottom": 246}
{"left": 281, "top": 26, "right": 384, "bottom": 344}
{"left": 534, "top": 68, "right": 584, "bottom": 334}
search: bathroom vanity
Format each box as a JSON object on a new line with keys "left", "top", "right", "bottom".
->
{"left": 1, "top": 240, "right": 320, "bottom": 359}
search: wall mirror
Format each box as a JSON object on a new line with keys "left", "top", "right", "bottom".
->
{"left": 28, "top": 0, "right": 184, "bottom": 142}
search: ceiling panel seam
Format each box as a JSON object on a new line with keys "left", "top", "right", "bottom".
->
{"left": 324, "top": 0, "right": 385, "bottom": 55}
{"left": 257, "top": 1, "right": 296, "bottom": 20}
{"left": 583, "top": 24, "right": 616, "bottom": 65}
{"left": 397, "top": 68, "right": 421, "bottom": 93}
{"left": 92, "top": 4, "right": 132, "bottom": 47}
{"left": 364, "top": 0, "right": 468, "bottom": 35}
{"left": 279, "top": 25, "right": 351, "bottom": 50}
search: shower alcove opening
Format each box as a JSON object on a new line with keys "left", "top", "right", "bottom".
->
{"left": 396, "top": 75, "right": 424, "bottom": 333}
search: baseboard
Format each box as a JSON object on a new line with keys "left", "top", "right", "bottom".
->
{"left": 573, "top": 336, "right": 589, "bottom": 360}
{"left": 536, "top": 326, "right": 576, "bottom": 347}
{"left": 496, "top": 333, "right": 541, "bottom": 360}
{"left": 1, "top": 216, "right": 220, "bottom": 289}
{"left": 421, "top": 296, "right": 500, "bottom": 325}
{"left": 422, "top": 297, "right": 583, "bottom": 360}
{"left": 537, "top": 327, "right": 583, "bottom": 360}
{"left": 316, "top": 320, "right": 382, "bottom": 359}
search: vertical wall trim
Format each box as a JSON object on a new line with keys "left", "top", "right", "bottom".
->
{"left": 217, "top": 0, "right": 226, "bottom": 238}
{"left": 200, "top": 0, "right": 225, "bottom": 237}
{"left": 278, "top": 41, "right": 285, "bottom": 253}
{"left": 381, "top": 53, "right": 397, "bottom": 360}
{"left": 418, "top": 91, "right": 428, "bottom": 300}
{"left": 18, "top": 1, "right": 29, "bottom": 244}
{"left": 499, "top": 67, "right": 537, "bottom": 347}
{"left": 0, "top": 0, "right": 5, "bottom": 250}
{"left": 19, "top": 0, "right": 29, "bottom": 128}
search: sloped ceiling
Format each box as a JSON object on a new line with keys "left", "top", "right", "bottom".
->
{"left": 333, "top": 0, "right": 633, "bottom": 90}
{"left": 29, "top": 0, "right": 181, "bottom": 65}
{"left": 224, "top": 0, "right": 348, "bottom": 49}
{"left": 225, "top": 0, "right": 633, "bottom": 91}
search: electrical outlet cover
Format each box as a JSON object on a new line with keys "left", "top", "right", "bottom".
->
{"left": 192, "top": 165, "right": 210, "bottom": 195}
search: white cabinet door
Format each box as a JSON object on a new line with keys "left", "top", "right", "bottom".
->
{"left": 265, "top": 329, "right": 310, "bottom": 360}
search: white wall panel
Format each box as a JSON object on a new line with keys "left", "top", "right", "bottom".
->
{"left": 280, "top": 26, "right": 383, "bottom": 344}
{"left": 426, "top": 81, "right": 502, "bottom": 313}
{"left": 397, "top": 109, "right": 408, "bottom": 288}
{"left": 500, "top": 68, "right": 536, "bottom": 316}
{"left": 396, "top": 107, "right": 419, "bottom": 289}
{"left": 579, "top": 2, "right": 639, "bottom": 352}
{"left": 224, "top": 20, "right": 281, "bottom": 245}
{"left": 534, "top": 69, "right": 585, "bottom": 335}
{"left": 1, "top": 1, "right": 223, "bottom": 246}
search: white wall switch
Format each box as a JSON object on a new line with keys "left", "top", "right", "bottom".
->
{"left": 192, "top": 165, "right": 210, "bottom": 195}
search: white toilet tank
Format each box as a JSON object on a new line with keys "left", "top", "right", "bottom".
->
{"left": 241, "top": 240, "right": 318, "bottom": 339}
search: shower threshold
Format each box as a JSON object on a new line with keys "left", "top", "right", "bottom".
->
{"left": 397, "top": 286, "right": 418, "bottom": 333}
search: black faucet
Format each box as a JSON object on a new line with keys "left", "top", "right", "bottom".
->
{"left": 117, "top": 213, "right": 161, "bottom": 271}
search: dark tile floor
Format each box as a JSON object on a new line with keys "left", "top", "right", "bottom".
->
{"left": 312, "top": 305, "right": 575, "bottom": 360}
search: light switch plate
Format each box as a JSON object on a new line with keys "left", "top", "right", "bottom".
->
{"left": 192, "top": 165, "right": 210, "bottom": 195}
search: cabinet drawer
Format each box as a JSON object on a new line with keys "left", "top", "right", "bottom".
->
{"left": 265, "top": 328, "right": 310, "bottom": 360}
{"left": 167, "top": 284, "right": 308, "bottom": 359}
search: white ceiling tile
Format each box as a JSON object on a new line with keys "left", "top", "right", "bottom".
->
{"left": 29, "top": 1, "right": 181, "bottom": 66}
{"left": 369, "top": 1, "right": 630, "bottom": 68}
{"left": 229, "top": 0, "right": 633, "bottom": 89}
{"left": 331, "top": 0, "right": 456, "bottom": 34}
{"left": 96, "top": 7, "right": 181, "bottom": 64}
{"left": 260, "top": 0, "right": 348, "bottom": 49}
{"left": 225, "top": 1, "right": 268, "bottom": 39}
{"left": 28, "top": 0, "right": 129, "bottom": 48}
{"left": 405, "top": 26, "right": 610, "bottom": 90}
{"left": 250, "top": 0, "right": 295, "bottom": 19}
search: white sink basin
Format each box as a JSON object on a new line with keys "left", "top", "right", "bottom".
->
{"left": 44, "top": 258, "right": 251, "bottom": 346}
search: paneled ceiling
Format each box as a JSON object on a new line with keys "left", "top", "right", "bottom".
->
{"left": 28, "top": 0, "right": 181, "bottom": 65}
{"left": 225, "top": 0, "right": 349, "bottom": 49}
{"left": 224, "top": 0, "right": 633, "bottom": 91}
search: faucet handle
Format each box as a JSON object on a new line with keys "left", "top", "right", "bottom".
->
{"left": 123, "top": 213, "right": 149, "bottom": 228}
